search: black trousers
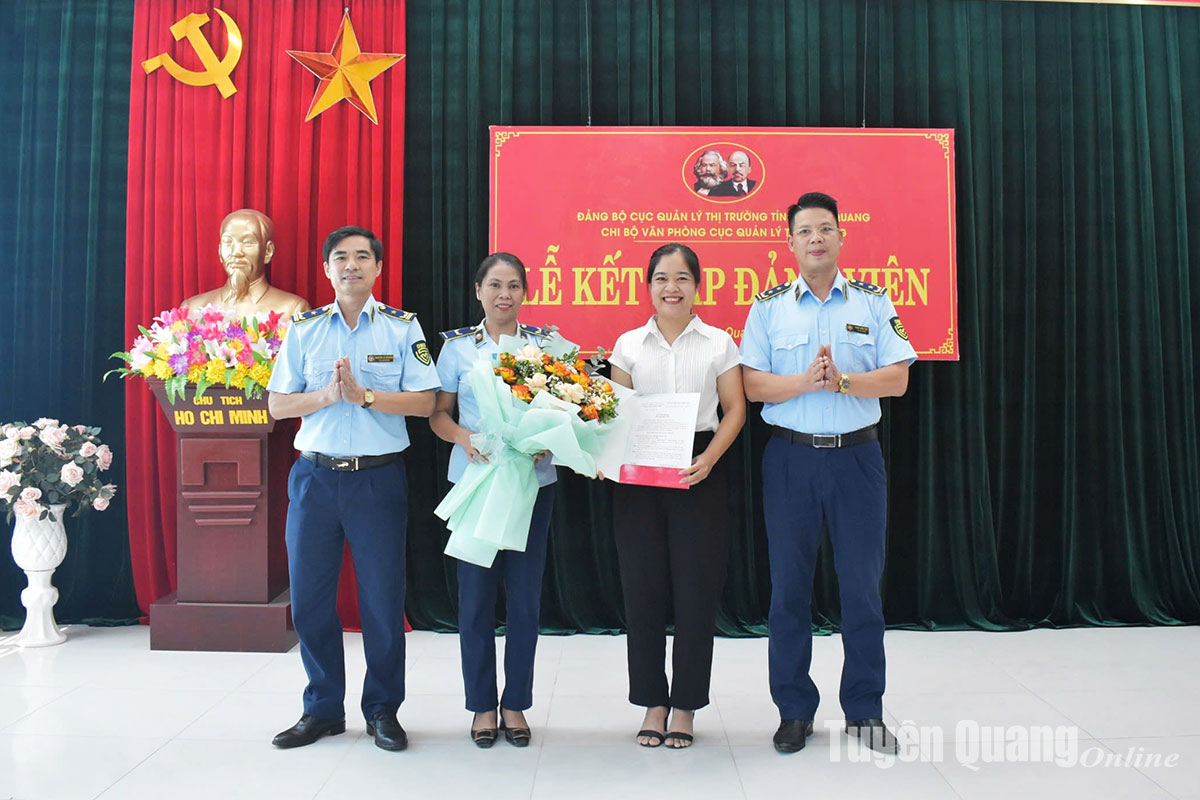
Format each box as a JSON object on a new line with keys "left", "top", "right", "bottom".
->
{"left": 612, "top": 431, "right": 730, "bottom": 711}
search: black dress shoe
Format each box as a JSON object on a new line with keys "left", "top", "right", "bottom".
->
{"left": 772, "top": 719, "right": 814, "bottom": 753}
{"left": 845, "top": 718, "right": 897, "bottom": 753}
{"left": 367, "top": 711, "right": 408, "bottom": 751}
{"left": 271, "top": 714, "right": 346, "bottom": 748}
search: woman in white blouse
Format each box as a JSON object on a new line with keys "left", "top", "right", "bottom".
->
{"left": 607, "top": 243, "right": 745, "bottom": 748}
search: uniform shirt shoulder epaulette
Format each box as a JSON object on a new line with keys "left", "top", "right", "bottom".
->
{"left": 378, "top": 304, "right": 416, "bottom": 322}
{"left": 519, "top": 322, "right": 547, "bottom": 338}
{"left": 439, "top": 326, "right": 477, "bottom": 341}
{"left": 292, "top": 305, "right": 333, "bottom": 325}
{"left": 847, "top": 278, "right": 886, "bottom": 296}
{"left": 754, "top": 282, "right": 792, "bottom": 302}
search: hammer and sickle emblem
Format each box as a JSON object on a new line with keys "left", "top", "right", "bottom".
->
{"left": 142, "top": 8, "right": 243, "bottom": 98}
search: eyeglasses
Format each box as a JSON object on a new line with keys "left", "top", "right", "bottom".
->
{"left": 790, "top": 225, "right": 840, "bottom": 238}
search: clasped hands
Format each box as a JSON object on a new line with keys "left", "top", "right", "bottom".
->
{"left": 321, "top": 356, "right": 370, "bottom": 407}
{"left": 800, "top": 344, "right": 845, "bottom": 394}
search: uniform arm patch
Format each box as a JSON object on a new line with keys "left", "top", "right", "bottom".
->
{"left": 412, "top": 340, "right": 432, "bottom": 365}
{"left": 889, "top": 316, "right": 909, "bottom": 341}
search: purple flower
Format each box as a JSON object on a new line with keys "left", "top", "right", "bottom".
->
{"left": 168, "top": 354, "right": 189, "bottom": 375}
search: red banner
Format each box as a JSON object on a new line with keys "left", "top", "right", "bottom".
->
{"left": 490, "top": 127, "right": 958, "bottom": 360}
{"left": 126, "top": 0, "right": 406, "bottom": 624}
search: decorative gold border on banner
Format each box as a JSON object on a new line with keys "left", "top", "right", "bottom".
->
{"left": 489, "top": 128, "right": 959, "bottom": 359}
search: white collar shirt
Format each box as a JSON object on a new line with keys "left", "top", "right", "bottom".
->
{"left": 608, "top": 314, "right": 741, "bottom": 432}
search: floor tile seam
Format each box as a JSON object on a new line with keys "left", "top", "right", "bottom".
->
{"left": 309, "top": 732, "right": 363, "bottom": 800}
{"left": 0, "top": 683, "right": 83, "bottom": 732}
{"left": 1007, "top": 687, "right": 1108, "bottom": 739}
{"left": 88, "top": 734, "right": 176, "bottom": 800}
{"left": 1098, "top": 736, "right": 1195, "bottom": 800}
{"left": 928, "top": 758, "right": 971, "bottom": 800}
{"left": 168, "top": 686, "right": 243, "bottom": 741}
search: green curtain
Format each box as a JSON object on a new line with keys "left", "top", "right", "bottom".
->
{"left": 3, "top": 0, "right": 1197, "bottom": 636}
{"left": 401, "top": 0, "right": 1200, "bottom": 634}
{"left": 0, "top": 0, "right": 140, "bottom": 628}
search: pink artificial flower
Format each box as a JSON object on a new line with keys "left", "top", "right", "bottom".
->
{"left": 20, "top": 487, "right": 41, "bottom": 502}
{"left": 18, "top": 426, "right": 35, "bottom": 440}
{"left": 154, "top": 307, "right": 190, "bottom": 327}
{"left": 33, "top": 417, "right": 58, "bottom": 428}
{"left": 201, "top": 305, "right": 226, "bottom": 325}
{"left": 60, "top": 462, "right": 85, "bottom": 487}
{"left": 74, "top": 425, "right": 87, "bottom": 433}
{"left": 3, "top": 427, "right": 19, "bottom": 440}
{"left": 93, "top": 496, "right": 110, "bottom": 511}
{"left": 79, "top": 441, "right": 98, "bottom": 459}
{"left": 0, "top": 439, "right": 18, "bottom": 463}
{"left": 0, "top": 470, "right": 19, "bottom": 494}
{"left": 13, "top": 499, "right": 39, "bottom": 519}
{"left": 97, "top": 445, "right": 113, "bottom": 470}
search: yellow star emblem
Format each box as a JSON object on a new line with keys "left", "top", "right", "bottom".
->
{"left": 286, "top": 11, "right": 403, "bottom": 125}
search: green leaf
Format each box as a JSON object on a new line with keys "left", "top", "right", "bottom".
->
{"left": 224, "top": 367, "right": 236, "bottom": 387}
{"left": 194, "top": 376, "right": 212, "bottom": 399}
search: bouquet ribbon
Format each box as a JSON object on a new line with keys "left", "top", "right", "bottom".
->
{"left": 435, "top": 358, "right": 605, "bottom": 567}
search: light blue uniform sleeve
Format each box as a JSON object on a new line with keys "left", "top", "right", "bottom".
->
{"left": 266, "top": 322, "right": 307, "bottom": 393}
{"left": 435, "top": 338, "right": 461, "bottom": 395}
{"left": 872, "top": 296, "right": 918, "bottom": 368}
{"left": 401, "top": 318, "right": 442, "bottom": 392}
{"left": 739, "top": 301, "right": 773, "bottom": 373}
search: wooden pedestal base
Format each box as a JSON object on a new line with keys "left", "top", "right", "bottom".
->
{"left": 149, "top": 590, "right": 298, "bottom": 652}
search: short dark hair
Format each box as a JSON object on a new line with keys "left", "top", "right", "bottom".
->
{"left": 646, "top": 243, "right": 701, "bottom": 284}
{"left": 475, "top": 252, "right": 527, "bottom": 289}
{"left": 786, "top": 192, "right": 839, "bottom": 232}
{"left": 323, "top": 226, "right": 383, "bottom": 263}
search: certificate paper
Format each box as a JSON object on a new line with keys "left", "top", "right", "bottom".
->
{"left": 594, "top": 391, "right": 700, "bottom": 489}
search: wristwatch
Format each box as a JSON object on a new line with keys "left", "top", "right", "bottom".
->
{"left": 838, "top": 374, "right": 851, "bottom": 394}
{"left": 361, "top": 388, "right": 376, "bottom": 409}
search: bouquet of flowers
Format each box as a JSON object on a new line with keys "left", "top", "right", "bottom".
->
{"left": 435, "top": 333, "right": 620, "bottom": 567}
{"left": 496, "top": 344, "right": 618, "bottom": 422}
{"left": 0, "top": 419, "right": 118, "bottom": 523}
{"left": 106, "top": 306, "right": 289, "bottom": 403}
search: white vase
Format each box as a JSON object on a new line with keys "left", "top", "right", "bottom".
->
{"left": 9, "top": 503, "right": 68, "bottom": 647}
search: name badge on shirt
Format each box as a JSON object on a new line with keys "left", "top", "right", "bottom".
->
{"left": 367, "top": 354, "right": 395, "bottom": 363}
{"left": 846, "top": 324, "right": 870, "bottom": 335}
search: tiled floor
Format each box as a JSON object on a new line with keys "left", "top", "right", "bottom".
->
{"left": 1, "top": 625, "right": 1198, "bottom": 800}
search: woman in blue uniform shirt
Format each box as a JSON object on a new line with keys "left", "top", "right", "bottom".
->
{"left": 430, "top": 252, "right": 555, "bottom": 748}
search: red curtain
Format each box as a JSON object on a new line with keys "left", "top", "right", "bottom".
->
{"left": 125, "top": 0, "right": 406, "bottom": 629}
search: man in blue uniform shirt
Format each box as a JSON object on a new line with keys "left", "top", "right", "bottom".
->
{"left": 740, "top": 192, "right": 917, "bottom": 754}
{"left": 266, "top": 226, "right": 440, "bottom": 751}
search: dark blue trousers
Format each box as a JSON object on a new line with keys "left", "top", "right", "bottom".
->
{"left": 457, "top": 484, "right": 554, "bottom": 713}
{"left": 285, "top": 456, "right": 408, "bottom": 722}
{"left": 762, "top": 436, "right": 887, "bottom": 721}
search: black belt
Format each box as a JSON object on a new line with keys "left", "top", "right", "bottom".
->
{"left": 771, "top": 424, "right": 878, "bottom": 449}
{"left": 301, "top": 451, "right": 401, "bottom": 471}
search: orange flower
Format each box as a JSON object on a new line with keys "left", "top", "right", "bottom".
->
{"left": 601, "top": 381, "right": 614, "bottom": 395}
{"left": 581, "top": 404, "right": 599, "bottom": 420}
{"left": 550, "top": 361, "right": 570, "bottom": 378}
{"left": 497, "top": 366, "right": 517, "bottom": 383}
{"left": 512, "top": 384, "right": 533, "bottom": 402}
{"left": 541, "top": 353, "right": 553, "bottom": 366}
{"left": 574, "top": 358, "right": 587, "bottom": 372}
{"left": 571, "top": 372, "right": 590, "bottom": 387}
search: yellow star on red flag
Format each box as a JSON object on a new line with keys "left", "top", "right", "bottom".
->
{"left": 287, "top": 10, "right": 403, "bottom": 125}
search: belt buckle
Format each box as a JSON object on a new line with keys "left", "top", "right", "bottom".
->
{"left": 333, "top": 456, "right": 359, "bottom": 471}
{"left": 811, "top": 434, "right": 840, "bottom": 449}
